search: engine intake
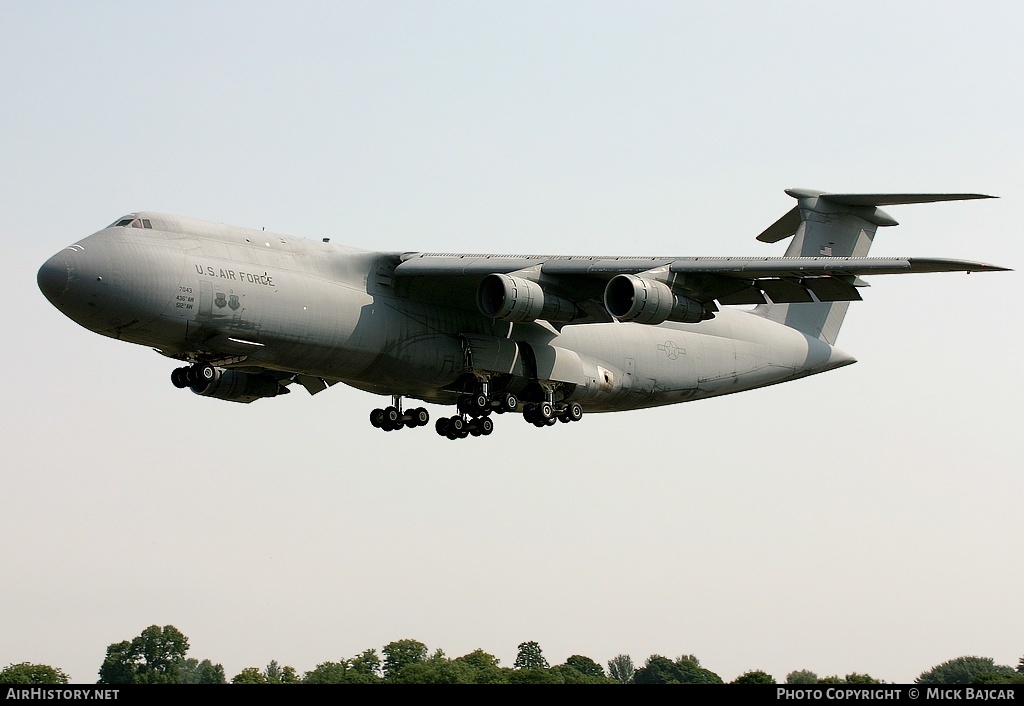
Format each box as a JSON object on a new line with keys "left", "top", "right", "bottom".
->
{"left": 604, "top": 275, "right": 704, "bottom": 325}
{"left": 191, "top": 369, "right": 289, "bottom": 403}
{"left": 477, "top": 274, "right": 576, "bottom": 323}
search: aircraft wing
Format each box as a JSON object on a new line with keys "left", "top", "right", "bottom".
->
{"left": 394, "top": 252, "right": 1007, "bottom": 316}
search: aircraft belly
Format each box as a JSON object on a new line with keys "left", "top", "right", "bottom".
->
{"left": 547, "top": 310, "right": 831, "bottom": 412}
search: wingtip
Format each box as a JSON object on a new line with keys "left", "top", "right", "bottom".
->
{"left": 968, "top": 262, "right": 1012, "bottom": 272}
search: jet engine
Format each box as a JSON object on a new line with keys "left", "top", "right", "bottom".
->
{"left": 190, "top": 369, "right": 290, "bottom": 403}
{"left": 477, "top": 274, "right": 576, "bottom": 323}
{"left": 603, "top": 274, "right": 704, "bottom": 325}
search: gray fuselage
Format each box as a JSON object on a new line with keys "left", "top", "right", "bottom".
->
{"left": 37, "top": 213, "right": 855, "bottom": 413}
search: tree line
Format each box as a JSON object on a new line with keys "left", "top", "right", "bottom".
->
{"left": 2, "top": 625, "right": 1022, "bottom": 685}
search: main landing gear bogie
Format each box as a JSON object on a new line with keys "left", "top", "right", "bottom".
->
{"left": 523, "top": 400, "right": 584, "bottom": 428}
{"left": 433, "top": 390, "right": 507, "bottom": 441}
{"left": 456, "top": 391, "right": 518, "bottom": 416}
{"left": 370, "top": 404, "right": 430, "bottom": 432}
{"left": 435, "top": 414, "right": 493, "bottom": 440}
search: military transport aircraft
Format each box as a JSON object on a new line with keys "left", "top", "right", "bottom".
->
{"left": 37, "top": 188, "right": 1007, "bottom": 440}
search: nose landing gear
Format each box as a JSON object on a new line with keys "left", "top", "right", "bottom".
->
{"left": 170, "top": 363, "right": 218, "bottom": 390}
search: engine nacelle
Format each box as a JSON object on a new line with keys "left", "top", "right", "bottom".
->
{"left": 191, "top": 369, "right": 289, "bottom": 403}
{"left": 477, "top": 274, "right": 576, "bottom": 323}
{"left": 603, "top": 274, "right": 704, "bottom": 325}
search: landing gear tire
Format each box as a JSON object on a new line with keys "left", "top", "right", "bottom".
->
{"left": 448, "top": 416, "right": 466, "bottom": 439}
{"left": 171, "top": 367, "right": 189, "bottom": 389}
{"left": 501, "top": 393, "right": 519, "bottom": 413}
{"left": 567, "top": 401, "right": 584, "bottom": 422}
{"left": 370, "top": 409, "right": 385, "bottom": 428}
{"left": 470, "top": 393, "right": 489, "bottom": 415}
{"left": 435, "top": 417, "right": 450, "bottom": 436}
{"left": 412, "top": 407, "right": 430, "bottom": 426}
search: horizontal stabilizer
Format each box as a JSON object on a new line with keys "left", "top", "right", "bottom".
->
{"left": 757, "top": 190, "right": 996, "bottom": 242}
{"left": 785, "top": 190, "right": 996, "bottom": 207}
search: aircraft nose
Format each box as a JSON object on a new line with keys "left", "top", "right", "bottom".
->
{"left": 37, "top": 252, "right": 71, "bottom": 304}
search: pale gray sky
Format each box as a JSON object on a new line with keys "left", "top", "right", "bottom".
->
{"left": 2, "top": 1, "right": 1021, "bottom": 684}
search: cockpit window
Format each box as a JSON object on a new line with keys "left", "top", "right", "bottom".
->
{"left": 109, "top": 216, "right": 153, "bottom": 229}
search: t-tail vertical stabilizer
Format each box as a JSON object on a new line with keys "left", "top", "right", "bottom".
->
{"left": 753, "top": 189, "right": 994, "bottom": 344}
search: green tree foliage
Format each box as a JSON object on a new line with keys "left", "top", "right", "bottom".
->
{"left": 179, "top": 658, "right": 226, "bottom": 684}
{"left": 917, "top": 657, "right": 1015, "bottom": 684}
{"left": 455, "top": 649, "right": 505, "bottom": 684}
{"left": 786, "top": 669, "right": 818, "bottom": 684}
{"left": 302, "top": 662, "right": 346, "bottom": 684}
{"left": 97, "top": 642, "right": 136, "bottom": 684}
{"left": 456, "top": 649, "right": 500, "bottom": 671}
{"left": 0, "top": 663, "right": 70, "bottom": 684}
{"left": 299, "top": 659, "right": 348, "bottom": 684}
{"left": 732, "top": 669, "right": 776, "bottom": 684}
{"left": 817, "top": 673, "right": 885, "bottom": 684}
{"left": 391, "top": 651, "right": 478, "bottom": 684}
{"left": 1017, "top": 656, "right": 1024, "bottom": 675}
{"left": 844, "top": 673, "right": 884, "bottom": 684}
{"left": 98, "top": 625, "right": 189, "bottom": 684}
{"left": 549, "top": 664, "right": 612, "bottom": 684}
{"left": 230, "top": 661, "right": 299, "bottom": 684}
{"left": 514, "top": 641, "right": 549, "bottom": 670}
{"left": 506, "top": 667, "right": 559, "bottom": 684}
{"left": 674, "top": 655, "right": 722, "bottom": 684}
{"left": 231, "top": 667, "right": 267, "bottom": 684}
{"left": 266, "top": 660, "right": 300, "bottom": 684}
{"left": 303, "top": 654, "right": 381, "bottom": 684}
{"left": 349, "top": 649, "right": 381, "bottom": 679}
{"left": 633, "top": 655, "right": 722, "bottom": 684}
{"left": 564, "top": 655, "right": 605, "bottom": 679}
{"left": 382, "top": 639, "right": 428, "bottom": 680}
{"left": 265, "top": 660, "right": 283, "bottom": 683}
{"left": 971, "top": 671, "right": 1024, "bottom": 684}
{"left": 633, "top": 655, "right": 681, "bottom": 684}
{"left": 607, "top": 654, "right": 635, "bottom": 684}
